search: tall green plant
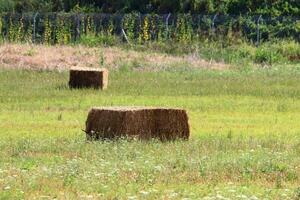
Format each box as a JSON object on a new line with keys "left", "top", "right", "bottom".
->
{"left": 43, "top": 17, "right": 52, "bottom": 45}
{"left": 86, "top": 15, "right": 95, "bottom": 36}
{"left": 16, "top": 17, "right": 24, "bottom": 42}
{"left": 157, "top": 17, "right": 165, "bottom": 43}
{"left": 8, "top": 17, "right": 16, "bottom": 42}
{"left": 0, "top": 15, "right": 3, "bottom": 41}
{"left": 23, "top": 21, "right": 33, "bottom": 43}
{"left": 176, "top": 14, "right": 193, "bottom": 43}
{"left": 142, "top": 15, "right": 150, "bottom": 42}
{"left": 123, "top": 14, "right": 134, "bottom": 41}
{"left": 55, "top": 16, "right": 71, "bottom": 45}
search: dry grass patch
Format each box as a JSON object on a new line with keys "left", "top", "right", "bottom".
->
{"left": 0, "top": 43, "right": 229, "bottom": 71}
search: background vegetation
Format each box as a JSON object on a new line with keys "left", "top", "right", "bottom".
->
{"left": 0, "top": 1, "right": 298, "bottom": 67}
{"left": 0, "top": 13, "right": 299, "bottom": 67}
{"left": 0, "top": 0, "right": 299, "bottom": 15}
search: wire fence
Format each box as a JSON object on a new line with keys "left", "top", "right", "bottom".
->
{"left": 0, "top": 13, "right": 299, "bottom": 45}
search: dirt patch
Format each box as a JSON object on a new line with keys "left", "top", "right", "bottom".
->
{"left": 0, "top": 43, "right": 229, "bottom": 71}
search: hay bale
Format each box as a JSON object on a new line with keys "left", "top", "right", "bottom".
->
{"left": 85, "top": 107, "right": 190, "bottom": 141}
{"left": 69, "top": 67, "right": 108, "bottom": 89}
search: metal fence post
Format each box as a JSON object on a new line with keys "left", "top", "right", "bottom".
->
{"left": 33, "top": 12, "right": 39, "bottom": 43}
{"left": 211, "top": 14, "right": 217, "bottom": 36}
{"left": 76, "top": 14, "right": 81, "bottom": 41}
{"left": 121, "top": 15, "right": 130, "bottom": 44}
{"left": 166, "top": 13, "right": 171, "bottom": 39}
{"left": 256, "top": 15, "right": 262, "bottom": 46}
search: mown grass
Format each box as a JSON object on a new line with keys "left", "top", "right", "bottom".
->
{"left": 0, "top": 67, "right": 300, "bottom": 199}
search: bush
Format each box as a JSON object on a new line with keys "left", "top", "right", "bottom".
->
{"left": 252, "top": 40, "right": 300, "bottom": 64}
{"left": 273, "top": 40, "right": 300, "bottom": 62}
{"left": 79, "top": 33, "right": 118, "bottom": 47}
{"left": 234, "top": 43, "right": 256, "bottom": 59}
{"left": 254, "top": 47, "right": 284, "bottom": 65}
{"left": 0, "top": 0, "right": 14, "bottom": 12}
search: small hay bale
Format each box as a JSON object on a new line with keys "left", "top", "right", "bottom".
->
{"left": 69, "top": 67, "right": 108, "bottom": 89}
{"left": 85, "top": 107, "right": 190, "bottom": 141}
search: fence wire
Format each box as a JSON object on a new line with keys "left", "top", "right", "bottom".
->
{"left": 0, "top": 13, "right": 299, "bottom": 45}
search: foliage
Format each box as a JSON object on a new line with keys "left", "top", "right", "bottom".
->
{"left": 0, "top": 13, "right": 298, "bottom": 66}
{"left": 123, "top": 13, "right": 138, "bottom": 42}
{"left": 0, "top": 0, "right": 299, "bottom": 16}
{"left": 7, "top": 16, "right": 23, "bottom": 42}
{"left": 200, "top": 40, "right": 299, "bottom": 66}
{"left": 79, "top": 33, "right": 118, "bottom": 47}
{"left": 43, "top": 16, "right": 52, "bottom": 44}
{"left": 254, "top": 47, "right": 283, "bottom": 65}
{"left": 0, "top": 13, "right": 298, "bottom": 46}
{"left": 0, "top": 14, "right": 2, "bottom": 40}
{"left": 55, "top": 16, "right": 71, "bottom": 45}
{"left": 0, "top": 0, "right": 15, "bottom": 12}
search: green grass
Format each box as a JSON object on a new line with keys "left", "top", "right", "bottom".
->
{"left": 1, "top": 67, "right": 300, "bottom": 199}
{"left": 125, "top": 39, "right": 300, "bottom": 66}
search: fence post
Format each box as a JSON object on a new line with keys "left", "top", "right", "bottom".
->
{"left": 121, "top": 15, "right": 130, "bottom": 44}
{"left": 166, "top": 13, "right": 171, "bottom": 39}
{"left": 256, "top": 15, "right": 262, "bottom": 47}
{"left": 33, "top": 12, "right": 39, "bottom": 43}
{"left": 211, "top": 14, "right": 217, "bottom": 36}
{"left": 76, "top": 14, "right": 81, "bottom": 41}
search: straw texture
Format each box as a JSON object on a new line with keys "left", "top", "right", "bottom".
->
{"left": 69, "top": 67, "right": 108, "bottom": 89}
{"left": 85, "top": 107, "right": 190, "bottom": 141}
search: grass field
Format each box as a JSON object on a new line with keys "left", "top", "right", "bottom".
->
{"left": 1, "top": 67, "right": 300, "bottom": 199}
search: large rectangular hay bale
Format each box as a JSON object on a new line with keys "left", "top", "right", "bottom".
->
{"left": 69, "top": 67, "right": 108, "bottom": 89}
{"left": 85, "top": 107, "right": 190, "bottom": 141}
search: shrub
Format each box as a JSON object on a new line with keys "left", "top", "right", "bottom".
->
{"left": 0, "top": 0, "right": 14, "bottom": 12}
{"left": 79, "top": 33, "right": 118, "bottom": 47}
{"left": 254, "top": 46, "right": 284, "bottom": 65}
{"left": 272, "top": 40, "right": 300, "bottom": 62}
{"left": 235, "top": 43, "right": 256, "bottom": 59}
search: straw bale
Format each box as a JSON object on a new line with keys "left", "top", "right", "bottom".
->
{"left": 69, "top": 67, "right": 108, "bottom": 89}
{"left": 85, "top": 107, "right": 190, "bottom": 141}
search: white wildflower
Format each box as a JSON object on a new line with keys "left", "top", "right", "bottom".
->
{"left": 250, "top": 195, "right": 259, "bottom": 200}
{"left": 4, "top": 186, "right": 11, "bottom": 190}
{"left": 140, "top": 190, "right": 149, "bottom": 195}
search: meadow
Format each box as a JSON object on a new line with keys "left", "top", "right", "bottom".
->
{"left": 0, "top": 65, "right": 300, "bottom": 199}
{"left": 0, "top": 1, "right": 299, "bottom": 199}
